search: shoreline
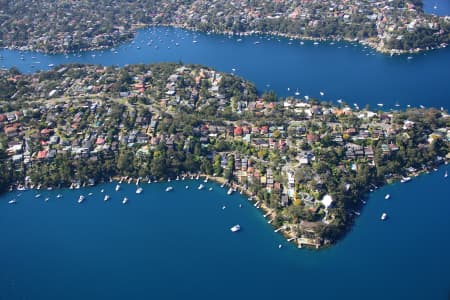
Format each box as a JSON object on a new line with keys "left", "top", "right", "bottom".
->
{"left": 7, "top": 161, "right": 447, "bottom": 249}
{"left": 2, "top": 23, "right": 448, "bottom": 56}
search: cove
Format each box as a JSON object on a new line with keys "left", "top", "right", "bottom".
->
{"left": 1, "top": 26, "right": 450, "bottom": 110}
{"left": 0, "top": 169, "right": 449, "bottom": 299}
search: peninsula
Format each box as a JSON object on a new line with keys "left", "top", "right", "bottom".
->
{"left": 1, "top": 0, "right": 449, "bottom": 54}
{"left": 1, "top": 63, "right": 449, "bottom": 248}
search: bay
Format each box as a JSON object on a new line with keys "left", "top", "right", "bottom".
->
{"left": 0, "top": 168, "right": 449, "bottom": 300}
{"left": 1, "top": 26, "right": 450, "bottom": 110}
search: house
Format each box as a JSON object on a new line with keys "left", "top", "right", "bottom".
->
{"left": 37, "top": 150, "right": 48, "bottom": 159}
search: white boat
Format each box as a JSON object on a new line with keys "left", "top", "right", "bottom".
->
{"left": 78, "top": 195, "right": 85, "bottom": 203}
{"left": 385, "top": 194, "right": 391, "bottom": 200}
{"left": 320, "top": 91, "right": 325, "bottom": 96}
{"left": 198, "top": 184, "right": 204, "bottom": 190}
{"left": 400, "top": 176, "right": 411, "bottom": 183}
{"left": 56, "top": 194, "right": 62, "bottom": 198}
{"left": 230, "top": 224, "right": 241, "bottom": 232}
{"left": 35, "top": 194, "right": 41, "bottom": 198}
{"left": 44, "top": 197, "right": 50, "bottom": 202}
{"left": 104, "top": 195, "right": 110, "bottom": 201}
{"left": 444, "top": 171, "right": 448, "bottom": 178}
{"left": 165, "top": 186, "right": 173, "bottom": 192}
{"left": 122, "top": 197, "right": 128, "bottom": 204}
{"left": 278, "top": 244, "right": 283, "bottom": 249}
{"left": 136, "top": 187, "right": 143, "bottom": 194}
{"left": 381, "top": 212, "right": 388, "bottom": 221}
{"left": 185, "top": 185, "right": 189, "bottom": 189}
{"left": 100, "top": 189, "right": 104, "bottom": 193}
{"left": 204, "top": 177, "right": 209, "bottom": 183}
{"left": 8, "top": 199, "right": 17, "bottom": 204}
{"left": 222, "top": 205, "right": 226, "bottom": 210}
{"left": 115, "top": 184, "right": 120, "bottom": 191}
{"left": 227, "top": 188, "right": 233, "bottom": 195}
{"left": 209, "top": 187, "right": 213, "bottom": 191}
{"left": 88, "top": 192, "right": 93, "bottom": 196}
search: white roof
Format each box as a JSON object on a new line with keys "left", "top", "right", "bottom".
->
{"left": 321, "top": 194, "right": 333, "bottom": 208}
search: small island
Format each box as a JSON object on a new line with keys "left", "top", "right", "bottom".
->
{"left": 0, "top": 62, "right": 449, "bottom": 248}
{"left": 0, "top": 0, "right": 449, "bottom": 54}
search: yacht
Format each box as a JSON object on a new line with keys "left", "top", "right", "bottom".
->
{"left": 400, "top": 176, "right": 411, "bottom": 183}
{"left": 165, "top": 186, "right": 173, "bottom": 192}
{"left": 115, "top": 184, "right": 120, "bottom": 191}
{"left": 104, "top": 195, "right": 110, "bottom": 201}
{"left": 198, "top": 184, "right": 205, "bottom": 190}
{"left": 227, "top": 188, "right": 233, "bottom": 195}
{"left": 385, "top": 194, "right": 391, "bottom": 200}
{"left": 78, "top": 195, "right": 85, "bottom": 203}
{"left": 122, "top": 197, "right": 128, "bottom": 204}
{"left": 230, "top": 224, "right": 241, "bottom": 232}
{"left": 136, "top": 187, "right": 143, "bottom": 194}
{"left": 8, "top": 199, "right": 17, "bottom": 204}
{"left": 381, "top": 212, "right": 388, "bottom": 221}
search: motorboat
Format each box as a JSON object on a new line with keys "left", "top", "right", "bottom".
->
{"left": 78, "top": 195, "right": 85, "bottom": 203}
{"left": 122, "top": 197, "right": 128, "bottom": 204}
{"left": 385, "top": 194, "right": 391, "bottom": 200}
{"left": 104, "top": 195, "right": 110, "bottom": 201}
{"left": 136, "top": 187, "right": 143, "bottom": 194}
{"left": 400, "top": 177, "right": 411, "bottom": 183}
{"left": 381, "top": 212, "right": 388, "bottom": 221}
{"left": 230, "top": 224, "right": 240, "bottom": 232}
{"left": 165, "top": 186, "right": 173, "bottom": 192}
{"left": 115, "top": 184, "right": 120, "bottom": 191}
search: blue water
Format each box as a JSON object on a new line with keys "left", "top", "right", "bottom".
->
{"left": 1, "top": 26, "right": 450, "bottom": 109}
{"left": 424, "top": 0, "right": 450, "bottom": 16}
{"left": 0, "top": 169, "right": 449, "bottom": 299}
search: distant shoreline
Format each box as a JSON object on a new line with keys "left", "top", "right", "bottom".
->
{"left": 2, "top": 23, "right": 448, "bottom": 56}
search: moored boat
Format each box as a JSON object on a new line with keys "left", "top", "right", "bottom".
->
{"left": 122, "top": 197, "right": 128, "bottom": 204}
{"left": 230, "top": 224, "right": 240, "bottom": 232}
{"left": 198, "top": 184, "right": 204, "bottom": 190}
{"left": 78, "top": 195, "right": 85, "bottom": 203}
{"left": 385, "top": 194, "right": 391, "bottom": 200}
{"left": 381, "top": 212, "right": 387, "bottom": 221}
{"left": 165, "top": 186, "right": 173, "bottom": 192}
{"left": 115, "top": 184, "right": 120, "bottom": 191}
{"left": 136, "top": 187, "right": 143, "bottom": 194}
{"left": 8, "top": 199, "right": 17, "bottom": 204}
{"left": 104, "top": 195, "right": 110, "bottom": 201}
{"left": 227, "top": 188, "right": 233, "bottom": 195}
{"left": 400, "top": 177, "right": 411, "bottom": 183}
